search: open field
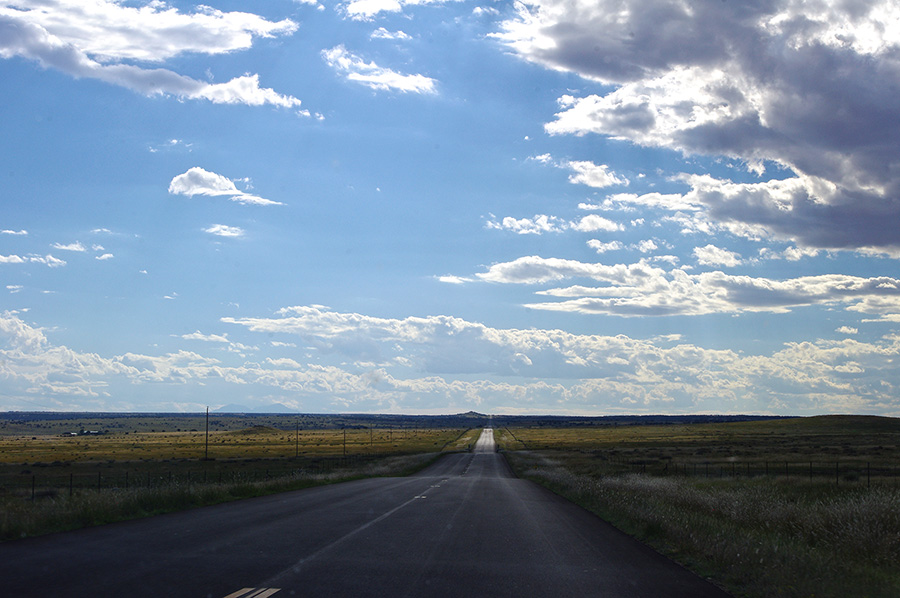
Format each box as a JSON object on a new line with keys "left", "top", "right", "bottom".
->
{"left": 0, "top": 412, "right": 482, "bottom": 540}
{"left": 500, "top": 415, "right": 900, "bottom": 598}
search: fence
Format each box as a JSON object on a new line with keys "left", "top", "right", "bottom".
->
{"left": 609, "top": 457, "right": 900, "bottom": 487}
{"left": 1, "top": 454, "right": 375, "bottom": 502}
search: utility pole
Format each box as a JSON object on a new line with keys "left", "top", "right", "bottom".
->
{"left": 204, "top": 406, "right": 209, "bottom": 460}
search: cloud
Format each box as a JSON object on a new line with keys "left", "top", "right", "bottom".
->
{"left": 204, "top": 224, "right": 245, "bottom": 238}
{"left": 340, "top": 0, "right": 460, "bottom": 21}
{"left": 437, "top": 275, "right": 473, "bottom": 284}
{"left": 371, "top": 27, "right": 412, "bottom": 41}
{"left": 51, "top": 241, "right": 86, "bottom": 252}
{"left": 474, "top": 255, "right": 900, "bottom": 319}
{"left": 565, "top": 160, "right": 628, "bottom": 188}
{"left": 95, "top": 253, "right": 114, "bottom": 260}
{"left": 486, "top": 214, "right": 622, "bottom": 234}
{"left": 168, "top": 167, "right": 283, "bottom": 206}
{"left": 533, "top": 154, "right": 628, "bottom": 189}
{"left": 0, "top": 254, "right": 65, "bottom": 267}
{"left": 0, "top": 3, "right": 303, "bottom": 110}
{"left": 322, "top": 45, "right": 437, "bottom": 94}
{"left": 587, "top": 240, "right": 623, "bottom": 254}
{"left": 1, "top": 229, "right": 27, "bottom": 235}
{"left": 1, "top": 308, "right": 899, "bottom": 414}
{"left": 182, "top": 331, "right": 230, "bottom": 343}
{"left": 496, "top": 0, "right": 900, "bottom": 254}
{"left": 693, "top": 244, "right": 741, "bottom": 267}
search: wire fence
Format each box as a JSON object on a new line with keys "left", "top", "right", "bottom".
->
{"left": 609, "top": 457, "right": 900, "bottom": 487}
{"left": 1, "top": 454, "right": 377, "bottom": 501}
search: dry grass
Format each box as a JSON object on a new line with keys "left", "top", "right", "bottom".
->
{"left": 1, "top": 452, "right": 440, "bottom": 541}
{"left": 501, "top": 416, "right": 900, "bottom": 598}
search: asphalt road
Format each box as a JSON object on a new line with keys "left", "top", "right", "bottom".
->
{"left": 0, "top": 429, "right": 731, "bottom": 597}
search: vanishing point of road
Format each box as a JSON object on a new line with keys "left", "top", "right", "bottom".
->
{"left": 0, "top": 429, "right": 731, "bottom": 597}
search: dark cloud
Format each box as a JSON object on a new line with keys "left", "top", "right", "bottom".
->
{"left": 498, "top": 0, "right": 900, "bottom": 252}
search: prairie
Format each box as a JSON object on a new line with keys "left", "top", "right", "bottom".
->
{"left": 0, "top": 412, "right": 478, "bottom": 540}
{"left": 498, "top": 416, "right": 900, "bottom": 598}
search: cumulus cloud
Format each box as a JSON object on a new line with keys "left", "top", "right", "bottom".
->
{"left": 322, "top": 45, "right": 436, "bottom": 93}
{"left": 533, "top": 154, "right": 628, "bottom": 189}
{"left": 496, "top": 0, "right": 900, "bottom": 254}
{"left": 474, "top": 255, "right": 900, "bottom": 319}
{"left": 1, "top": 229, "right": 27, "bottom": 235}
{"left": 693, "top": 244, "right": 741, "bottom": 267}
{"left": 168, "top": 167, "right": 283, "bottom": 206}
{"left": 0, "top": 2, "right": 303, "bottom": 110}
{"left": 565, "top": 160, "right": 628, "bottom": 188}
{"left": 1, "top": 308, "right": 899, "bottom": 413}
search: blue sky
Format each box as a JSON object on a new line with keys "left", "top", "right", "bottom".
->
{"left": 2, "top": 0, "right": 900, "bottom": 415}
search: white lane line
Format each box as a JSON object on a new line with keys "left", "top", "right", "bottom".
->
{"left": 223, "top": 588, "right": 280, "bottom": 598}
{"left": 263, "top": 485, "right": 440, "bottom": 586}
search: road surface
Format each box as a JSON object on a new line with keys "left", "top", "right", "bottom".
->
{"left": 0, "top": 429, "right": 731, "bottom": 597}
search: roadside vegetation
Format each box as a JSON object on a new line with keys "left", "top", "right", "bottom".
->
{"left": 0, "top": 416, "right": 475, "bottom": 541}
{"left": 498, "top": 416, "right": 900, "bottom": 598}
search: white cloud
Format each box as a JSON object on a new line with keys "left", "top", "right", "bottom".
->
{"left": 95, "top": 253, "right": 114, "bottom": 260}
{"left": 570, "top": 214, "right": 622, "bottom": 232}
{"left": 0, "top": 2, "right": 303, "bottom": 110}
{"left": 587, "top": 240, "right": 623, "bottom": 254}
{"left": 322, "top": 45, "right": 436, "bottom": 94}
{"left": 168, "top": 167, "right": 283, "bottom": 206}
{"left": 486, "top": 213, "right": 622, "bottom": 234}
{"left": 1, "top": 229, "right": 27, "bottom": 235}
{"left": 371, "top": 27, "right": 412, "bottom": 41}
{"left": 565, "top": 160, "right": 628, "bottom": 188}
{"left": 495, "top": 0, "right": 900, "bottom": 254}
{"left": 204, "top": 224, "right": 245, "bottom": 238}
{"left": 437, "top": 275, "right": 473, "bottom": 284}
{"left": 486, "top": 214, "right": 566, "bottom": 235}
{"left": 6, "top": 285, "right": 22, "bottom": 293}
{"left": 340, "top": 0, "right": 460, "bottom": 21}
{"left": 1, "top": 308, "right": 900, "bottom": 414}
{"left": 533, "top": 154, "right": 628, "bottom": 189}
{"left": 836, "top": 326, "right": 858, "bottom": 335}
{"left": 0, "top": 254, "right": 66, "bottom": 267}
{"left": 476, "top": 255, "right": 900, "bottom": 319}
{"left": 693, "top": 244, "right": 741, "bottom": 267}
{"left": 51, "top": 241, "right": 86, "bottom": 252}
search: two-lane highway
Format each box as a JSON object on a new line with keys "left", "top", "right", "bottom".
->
{"left": 0, "top": 429, "right": 731, "bottom": 597}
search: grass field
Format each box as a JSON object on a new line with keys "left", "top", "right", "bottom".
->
{"left": 499, "top": 415, "right": 900, "bottom": 598}
{"left": 0, "top": 413, "right": 480, "bottom": 541}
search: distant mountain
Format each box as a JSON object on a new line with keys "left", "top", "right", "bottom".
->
{"left": 214, "top": 403, "right": 295, "bottom": 414}
{"left": 251, "top": 403, "right": 294, "bottom": 414}
{"left": 214, "top": 404, "right": 251, "bottom": 413}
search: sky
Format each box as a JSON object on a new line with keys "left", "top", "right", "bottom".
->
{"left": 2, "top": 0, "right": 900, "bottom": 415}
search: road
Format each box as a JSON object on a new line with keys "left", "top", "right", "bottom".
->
{"left": 0, "top": 429, "right": 731, "bottom": 597}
